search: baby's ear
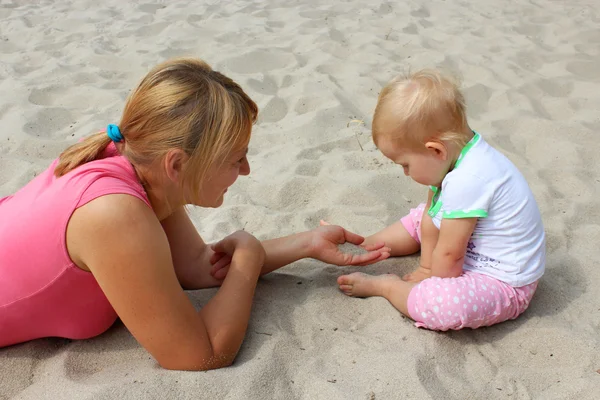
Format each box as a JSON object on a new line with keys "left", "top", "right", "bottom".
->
{"left": 425, "top": 141, "right": 449, "bottom": 160}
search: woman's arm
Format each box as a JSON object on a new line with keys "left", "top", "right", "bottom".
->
{"left": 259, "top": 225, "right": 388, "bottom": 274}
{"left": 210, "top": 225, "right": 391, "bottom": 280}
{"left": 160, "top": 207, "right": 222, "bottom": 290}
{"left": 67, "top": 195, "right": 264, "bottom": 371}
{"left": 258, "top": 231, "right": 313, "bottom": 274}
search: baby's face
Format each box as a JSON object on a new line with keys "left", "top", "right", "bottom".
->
{"left": 376, "top": 135, "right": 449, "bottom": 187}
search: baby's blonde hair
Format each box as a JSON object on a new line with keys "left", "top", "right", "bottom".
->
{"left": 372, "top": 69, "right": 469, "bottom": 149}
{"left": 55, "top": 58, "right": 258, "bottom": 205}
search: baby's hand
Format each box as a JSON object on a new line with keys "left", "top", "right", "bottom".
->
{"left": 402, "top": 265, "right": 432, "bottom": 283}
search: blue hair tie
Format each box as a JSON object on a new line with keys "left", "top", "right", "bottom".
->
{"left": 106, "top": 124, "right": 124, "bottom": 142}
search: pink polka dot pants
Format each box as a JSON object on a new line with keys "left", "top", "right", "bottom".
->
{"left": 401, "top": 203, "right": 539, "bottom": 331}
{"left": 407, "top": 271, "right": 538, "bottom": 331}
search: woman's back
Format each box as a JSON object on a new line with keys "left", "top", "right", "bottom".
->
{"left": 0, "top": 144, "right": 150, "bottom": 347}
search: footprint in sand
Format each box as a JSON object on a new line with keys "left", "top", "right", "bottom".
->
{"left": 22, "top": 107, "right": 75, "bottom": 138}
{"left": 411, "top": 6, "right": 430, "bottom": 18}
{"left": 297, "top": 137, "right": 360, "bottom": 161}
{"left": 138, "top": 3, "right": 166, "bottom": 14}
{"left": 535, "top": 78, "right": 573, "bottom": 97}
{"left": 566, "top": 60, "right": 599, "bottom": 81}
{"left": 226, "top": 50, "right": 294, "bottom": 74}
{"left": 259, "top": 96, "right": 288, "bottom": 124}
{"left": 295, "top": 160, "right": 322, "bottom": 177}
{"left": 294, "top": 96, "right": 327, "bottom": 115}
{"left": 275, "top": 177, "right": 320, "bottom": 210}
{"left": 134, "top": 22, "right": 170, "bottom": 38}
{"left": 403, "top": 23, "right": 419, "bottom": 35}
{"left": 247, "top": 74, "right": 279, "bottom": 96}
{"left": 463, "top": 83, "right": 493, "bottom": 119}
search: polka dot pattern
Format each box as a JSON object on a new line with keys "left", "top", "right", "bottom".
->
{"left": 407, "top": 271, "right": 538, "bottom": 331}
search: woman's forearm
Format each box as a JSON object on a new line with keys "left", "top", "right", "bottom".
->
{"left": 260, "top": 231, "right": 313, "bottom": 274}
{"left": 198, "top": 248, "right": 262, "bottom": 368}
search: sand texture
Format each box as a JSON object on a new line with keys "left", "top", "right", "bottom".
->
{"left": 1, "top": 0, "right": 599, "bottom": 399}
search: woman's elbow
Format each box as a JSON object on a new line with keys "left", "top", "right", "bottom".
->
{"left": 157, "top": 351, "right": 236, "bottom": 371}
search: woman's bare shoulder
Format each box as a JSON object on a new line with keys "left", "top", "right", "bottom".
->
{"left": 67, "top": 194, "right": 164, "bottom": 271}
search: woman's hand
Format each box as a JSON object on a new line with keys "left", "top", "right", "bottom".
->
{"left": 309, "top": 222, "right": 391, "bottom": 266}
{"left": 209, "top": 231, "right": 265, "bottom": 279}
{"left": 210, "top": 251, "right": 233, "bottom": 280}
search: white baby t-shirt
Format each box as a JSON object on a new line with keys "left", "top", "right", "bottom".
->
{"left": 428, "top": 132, "right": 545, "bottom": 287}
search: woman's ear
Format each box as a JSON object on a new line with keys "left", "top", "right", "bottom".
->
{"left": 424, "top": 140, "right": 449, "bottom": 161}
{"left": 163, "top": 149, "right": 189, "bottom": 183}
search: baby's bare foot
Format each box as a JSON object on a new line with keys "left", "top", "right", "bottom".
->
{"left": 402, "top": 265, "right": 432, "bottom": 283}
{"left": 337, "top": 272, "right": 401, "bottom": 297}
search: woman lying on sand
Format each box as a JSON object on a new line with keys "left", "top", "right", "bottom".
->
{"left": 0, "top": 58, "right": 391, "bottom": 370}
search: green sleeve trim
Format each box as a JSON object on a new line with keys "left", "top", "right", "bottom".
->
{"left": 443, "top": 209, "right": 488, "bottom": 219}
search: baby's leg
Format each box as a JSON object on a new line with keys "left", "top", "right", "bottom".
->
{"left": 339, "top": 271, "right": 539, "bottom": 330}
{"left": 337, "top": 273, "right": 416, "bottom": 316}
{"left": 363, "top": 204, "right": 425, "bottom": 257}
{"left": 364, "top": 221, "right": 420, "bottom": 257}
{"left": 407, "top": 271, "right": 539, "bottom": 331}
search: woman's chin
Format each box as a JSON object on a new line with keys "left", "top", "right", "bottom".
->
{"left": 191, "top": 195, "right": 224, "bottom": 208}
{"left": 210, "top": 194, "right": 226, "bottom": 208}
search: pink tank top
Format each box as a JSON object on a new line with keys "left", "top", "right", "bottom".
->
{"left": 0, "top": 143, "right": 151, "bottom": 347}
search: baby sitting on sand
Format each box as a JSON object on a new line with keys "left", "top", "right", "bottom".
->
{"left": 329, "top": 70, "right": 546, "bottom": 331}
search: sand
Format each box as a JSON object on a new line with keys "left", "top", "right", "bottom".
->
{"left": 1, "top": 0, "right": 599, "bottom": 399}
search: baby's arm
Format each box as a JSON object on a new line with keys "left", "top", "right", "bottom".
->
{"left": 401, "top": 189, "right": 438, "bottom": 282}
{"left": 418, "top": 189, "right": 438, "bottom": 270}
{"left": 431, "top": 218, "right": 477, "bottom": 278}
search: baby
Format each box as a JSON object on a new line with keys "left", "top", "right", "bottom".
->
{"left": 332, "top": 70, "right": 546, "bottom": 331}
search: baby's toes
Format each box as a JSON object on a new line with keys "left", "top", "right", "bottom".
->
{"left": 337, "top": 275, "right": 349, "bottom": 285}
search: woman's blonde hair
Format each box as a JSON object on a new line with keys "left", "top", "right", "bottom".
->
{"left": 54, "top": 57, "right": 258, "bottom": 204}
{"left": 372, "top": 69, "right": 469, "bottom": 150}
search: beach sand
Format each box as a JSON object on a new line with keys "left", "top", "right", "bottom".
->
{"left": 1, "top": 0, "right": 599, "bottom": 398}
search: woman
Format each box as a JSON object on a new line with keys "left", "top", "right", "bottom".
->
{"left": 0, "top": 58, "right": 390, "bottom": 371}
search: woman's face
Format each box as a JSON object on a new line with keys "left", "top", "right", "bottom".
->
{"left": 197, "top": 146, "right": 250, "bottom": 208}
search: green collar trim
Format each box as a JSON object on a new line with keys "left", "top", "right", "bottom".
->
{"left": 454, "top": 131, "right": 480, "bottom": 169}
{"left": 427, "top": 186, "right": 443, "bottom": 217}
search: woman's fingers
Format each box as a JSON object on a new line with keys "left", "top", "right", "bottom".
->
{"left": 210, "top": 234, "right": 237, "bottom": 255}
{"left": 213, "top": 265, "right": 230, "bottom": 280}
{"left": 340, "top": 228, "right": 367, "bottom": 246}
{"left": 360, "top": 241, "right": 388, "bottom": 252}
{"left": 351, "top": 251, "right": 391, "bottom": 266}
{"left": 210, "top": 251, "right": 225, "bottom": 265}
{"left": 349, "top": 250, "right": 387, "bottom": 265}
{"left": 210, "top": 255, "right": 232, "bottom": 276}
